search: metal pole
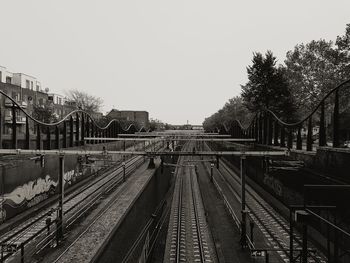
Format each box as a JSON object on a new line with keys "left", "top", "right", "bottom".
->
{"left": 11, "top": 104, "right": 17, "bottom": 149}
{"left": 241, "top": 156, "right": 247, "bottom": 247}
{"left": 210, "top": 163, "right": 214, "bottom": 182}
{"left": 250, "top": 221, "right": 254, "bottom": 243}
{"left": 290, "top": 208, "right": 294, "bottom": 262}
{"left": 334, "top": 215, "right": 338, "bottom": 263}
{"left": 327, "top": 212, "right": 331, "bottom": 262}
{"left": 302, "top": 223, "right": 308, "bottom": 263}
{"left": 123, "top": 161, "right": 126, "bottom": 182}
{"left": 148, "top": 157, "right": 155, "bottom": 168}
{"left": 21, "top": 243, "right": 24, "bottom": 263}
{"left": 57, "top": 154, "right": 64, "bottom": 243}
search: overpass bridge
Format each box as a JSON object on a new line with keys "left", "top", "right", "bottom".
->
{"left": 0, "top": 83, "right": 349, "bottom": 263}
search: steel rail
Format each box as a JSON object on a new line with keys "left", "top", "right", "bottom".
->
{"left": 175, "top": 169, "right": 184, "bottom": 263}
{"left": 189, "top": 167, "right": 206, "bottom": 262}
{"left": 0, "top": 156, "right": 138, "bottom": 246}
{"left": 0, "top": 141, "right": 162, "bottom": 262}
{"left": 216, "top": 152, "right": 325, "bottom": 262}
{"left": 0, "top": 160, "right": 138, "bottom": 260}
{"left": 199, "top": 150, "right": 255, "bottom": 251}
{"left": 203, "top": 142, "right": 324, "bottom": 262}
{"left": 51, "top": 177, "right": 132, "bottom": 263}
{"left": 1, "top": 153, "right": 154, "bottom": 262}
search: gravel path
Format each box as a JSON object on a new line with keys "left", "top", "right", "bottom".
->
{"left": 52, "top": 162, "right": 157, "bottom": 263}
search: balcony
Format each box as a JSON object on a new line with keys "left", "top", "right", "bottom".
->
{"left": 4, "top": 98, "right": 28, "bottom": 109}
{"left": 4, "top": 115, "right": 27, "bottom": 124}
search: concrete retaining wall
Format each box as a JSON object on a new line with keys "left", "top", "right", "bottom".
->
{"left": 0, "top": 140, "right": 143, "bottom": 224}
{"left": 96, "top": 158, "right": 173, "bottom": 263}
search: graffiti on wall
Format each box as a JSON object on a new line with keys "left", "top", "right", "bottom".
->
{"left": 64, "top": 169, "right": 79, "bottom": 186}
{"left": 3, "top": 175, "right": 58, "bottom": 208}
{"left": 0, "top": 198, "right": 5, "bottom": 223}
{"left": 0, "top": 169, "right": 77, "bottom": 223}
{"left": 263, "top": 173, "right": 283, "bottom": 197}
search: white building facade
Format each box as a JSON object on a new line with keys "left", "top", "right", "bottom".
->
{"left": 0, "top": 66, "right": 42, "bottom": 92}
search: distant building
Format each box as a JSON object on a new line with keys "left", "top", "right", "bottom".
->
{"left": 170, "top": 124, "right": 203, "bottom": 130}
{"left": 0, "top": 66, "right": 14, "bottom": 84}
{"left": 0, "top": 65, "right": 106, "bottom": 148}
{"left": 0, "top": 81, "right": 48, "bottom": 135}
{"left": 12, "top": 73, "right": 42, "bottom": 92}
{"left": 47, "top": 93, "right": 74, "bottom": 119}
{"left": 106, "top": 109, "right": 149, "bottom": 127}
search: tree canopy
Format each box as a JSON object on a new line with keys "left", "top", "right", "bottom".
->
{"left": 65, "top": 89, "right": 103, "bottom": 113}
{"left": 284, "top": 24, "right": 350, "bottom": 115}
{"left": 33, "top": 104, "right": 58, "bottom": 123}
{"left": 203, "top": 24, "right": 350, "bottom": 131}
{"left": 241, "top": 51, "right": 296, "bottom": 120}
{"left": 203, "top": 96, "right": 251, "bottom": 131}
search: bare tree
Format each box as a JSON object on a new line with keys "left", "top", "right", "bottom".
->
{"left": 65, "top": 89, "right": 103, "bottom": 113}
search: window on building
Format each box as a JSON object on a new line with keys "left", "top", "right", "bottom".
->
{"left": 31, "top": 81, "right": 33, "bottom": 90}
{"left": 6, "top": 76, "right": 12, "bottom": 84}
{"left": 36, "top": 85, "right": 40, "bottom": 91}
{"left": 39, "top": 98, "right": 43, "bottom": 105}
{"left": 0, "top": 71, "right": 2, "bottom": 82}
{"left": 26, "top": 80, "right": 30, "bottom": 89}
{"left": 11, "top": 92, "right": 19, "bottom": 101}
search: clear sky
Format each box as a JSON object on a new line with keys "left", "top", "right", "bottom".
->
{"left": 0, "top": 1, "right": 349, "bottom": 125}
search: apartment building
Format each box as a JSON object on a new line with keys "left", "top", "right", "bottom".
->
{"left": 0, "top": 66, "right": 48, "bottom": 135}
{"left": 106, "top": 109, "right": 149, "bottom": 128}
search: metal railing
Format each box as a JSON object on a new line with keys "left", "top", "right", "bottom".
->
{"left": 221, "top": 79, "right": 350, "bottom": 150}
{"left": 0, "top": 90, "right": 148, "bottom": 149}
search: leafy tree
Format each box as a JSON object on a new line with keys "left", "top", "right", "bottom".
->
{"left": 203, "top": 96, "right": 251, "bottom": 131}
{"left": 65, "top": 89, "right": 103, "bottom": 113}
{"left": 241, "top": 51, "right": 296, "bottom": 119}
{"left": 33, "top": 104, "right": 58, "bottom": 123}
{"left": 221, "top": 96, "right": 252, "bottom": 125}
{"left": 335, "top": 24, "right": 350, "bottom": 80}
{"left": 284, "top": 40, "right": 340, "bottom": 113}
{"left": 284, "top": 24, "right": 350, "bottom": 116}
{"left": 149, "top": 118, "right": 165, "bottom": 131}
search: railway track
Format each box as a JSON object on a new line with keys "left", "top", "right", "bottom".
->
{"left": 166, "top": 141, "right": 216, "bottom": 263}
{"left": 203, "top": 142, "right": 327, "bottom": 263}
{"left": 0, "top": 141, "right": 162, "bottom": 263}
